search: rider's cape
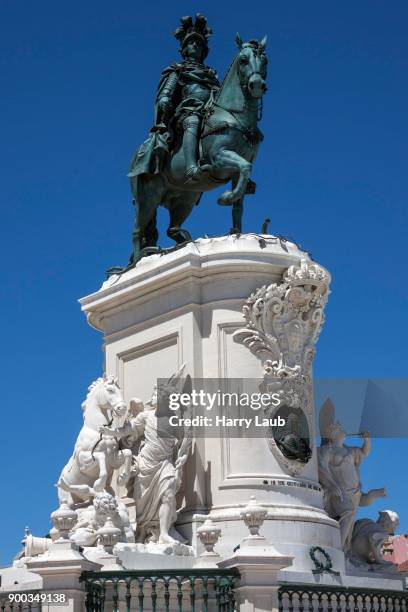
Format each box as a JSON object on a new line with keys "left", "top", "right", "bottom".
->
{"left": 128, "top": 127, "right": 171, "bottom": 180}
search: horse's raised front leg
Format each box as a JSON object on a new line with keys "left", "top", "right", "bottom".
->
{"left": 228, "top": 175, "right": 244, "bottom": 233}
{"left": 117, "top": 448, "right": 132, "bottom": 486}
{"left": 91, "top": 451, "right": 108, "bottom": 492}
{"left": 231, "top": 198, "right": 244, "bottom": 233}
{"left": 213, "top": 149, "right": 252, "bottom": 205}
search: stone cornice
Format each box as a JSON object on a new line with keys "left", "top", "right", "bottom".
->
{"left": 79, "top": 235, "right": 310, "bottom": 331}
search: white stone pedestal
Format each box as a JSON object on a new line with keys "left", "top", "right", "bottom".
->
{"left": 219, "top": 543, "right": 293, "bottom": 612}
{"left": 80, "top": 234, "right": 343, "bottom": 574}
{"left": 25, "top": 539, "right": 100, "bottom": 612}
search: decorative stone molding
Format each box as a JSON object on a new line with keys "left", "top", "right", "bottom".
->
{"left": 233, "top": 258, "right": 330, "bottom": 374}
{"left": 197, "top": 518, "right": 221, "bottom": 556}
{"left": 96, "top": 518, "right": 122, "bottom": 554}
{"left": 233, "top": 258, "right": 331, "bottom": 474}
{"left": 240, "top": 496, "right": 267, "bottom": 543}
{"left": 50, "top": 503, "right": 78, "bottom": 540}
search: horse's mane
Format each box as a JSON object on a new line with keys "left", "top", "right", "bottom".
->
{"left": 83, "top": 375, "right": 119, "bottom": 404}
{"left": 215, "top": 40, "right": 265, "bottom": 112}
{"left": 81, "top": 375, "right": 124, "bottom": 426}
{"left": 216, "top": 53, "right": 238, "bottom": 99}
{"left": 216, "top": 45, "right": 261, "bottom": 113}
{"left": 214, "top": 53, "right": 243, "bottom": 111}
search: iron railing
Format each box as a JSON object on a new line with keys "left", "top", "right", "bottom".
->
{"left": 81, "top": 568, "right": 239, "bottom": 611}
{"left": 3, "top": 574, "right": 405, "bottom": 611}
{"left": 279, "top": 584, "right": 407, "bottom": 612}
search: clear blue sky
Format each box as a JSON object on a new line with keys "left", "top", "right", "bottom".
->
{"left": 1, "top": 1, "right": 407, "bottom": 565}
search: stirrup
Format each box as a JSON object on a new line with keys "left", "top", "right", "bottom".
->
{"left": 184, "top": 165, "right": 201, "bottom": 183}
{"left": 184, "top": 163, "right": 212, "bottom": 184}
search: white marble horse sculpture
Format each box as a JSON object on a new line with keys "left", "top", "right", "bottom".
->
{"left": 57, "top": 376, "right": 132, "bottom": 505}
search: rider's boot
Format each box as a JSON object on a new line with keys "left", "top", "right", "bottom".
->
{"left": 182, "top": 115, "right": 203, "bottom": 182}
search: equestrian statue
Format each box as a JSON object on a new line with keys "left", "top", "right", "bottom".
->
{"left": 127, "top": 14, "right": 268, "bottom": 264}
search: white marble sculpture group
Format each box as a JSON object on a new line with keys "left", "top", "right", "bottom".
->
{"left": 233, "top": 257, "right": 399, "bottom": 574}
{"left": 233, "top": 258, "right": 331, "bottom": 474}
{"left": 318, "top": 399, "right": 397, "bottom": 572}
{"left": 17, "top": 253, "right": 399, "bottom": 577}
{"left": 37, "top": 367, "right": 192, "bottom": 557}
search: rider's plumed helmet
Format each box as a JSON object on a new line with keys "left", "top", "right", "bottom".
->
{"left": 174, "top": 14, "right": 213, "bottom": 61}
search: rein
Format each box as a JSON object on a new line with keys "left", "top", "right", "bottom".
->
{"left": 213, "top": 99, "right": 262, "bottom": 128}
{"left": 90, "top": 413, "right": 114, "bottom": 458}
{"left": 204, "top": 98, "right": 264, "bottom": 148}
{"left": 202, "top": 54, "right": 264, "bottom": 146}
{"left": 257, "top": 96, "right": 263, "bottom": 121}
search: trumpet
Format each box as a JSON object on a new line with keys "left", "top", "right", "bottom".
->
{"left": 345, "top": 432, "right": 367, "bottom": 437}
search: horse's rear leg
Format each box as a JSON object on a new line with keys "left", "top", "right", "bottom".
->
{"left": 114, "top": 448, "right": 132, "bottom": 486}
{"left": 131, "top": 201, "right": 158, "bottom": 264}
{"left": 92, "top": 451, "right": 108, "bottom": 492}
{"left": 167, "top": 192, "right": 200, "bottom": 244}
{"left": 57, "top": 474, "right": 94, "bottom": 505}
{"left": 130, "top": 175, "right": 163, "bottom": 263}
{"left": 144, "top": 213, "right": 158, "bottom": 247}
{"left": 59, "top": 482, "right": 96, "bottom": 503}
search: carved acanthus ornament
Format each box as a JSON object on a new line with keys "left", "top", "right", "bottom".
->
{"left": 240, "top": 496, "right": 267, "bottom": 539}
{"left": 233, "top": 258, "right": 330, "bottom": 374}
{"left": 233, "top": 258, "right": 331, "bottom": 473}
{"left": 197, "top": 519, "right": 221, "bottom": 556}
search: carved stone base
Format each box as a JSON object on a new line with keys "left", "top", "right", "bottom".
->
{"left": 80, "top": 234, "right": 342, "bottom": 573}
{"left": 346, "top": 556, "right": 399, "bottom": 576}
{"left": 115, "top": 542, "right": 194, "bottom": 557}
{"left": 112, "top": 542, "right": 195, "bottom": 570}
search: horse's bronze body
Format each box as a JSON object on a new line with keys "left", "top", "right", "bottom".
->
{"left": 129, "top": 35, "right": 268, "bottom": 264}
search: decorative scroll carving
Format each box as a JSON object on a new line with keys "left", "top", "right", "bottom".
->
{"left": 233, "top": 258, "right": 330, "bottom": 373}
{"left": 233, "top": 258, "right": 331, "bottom": 474}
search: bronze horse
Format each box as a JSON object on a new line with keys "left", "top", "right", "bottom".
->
{"left": 129, "top": 35, "right": 268, "bottom": 263}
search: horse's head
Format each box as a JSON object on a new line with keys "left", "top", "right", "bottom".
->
{"left": 85, "top": 376, "right": 127, "bottom": 422}
{"left": 235, "top": 34, "right": 268, "bottom": 99}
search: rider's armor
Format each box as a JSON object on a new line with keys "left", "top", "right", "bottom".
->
{"left": 129, "top": 14, "right": 219, "bottom": 183}
{"left": 156, "top": 15, "right": 219, "bottom": 180}
{"left": 182, "top": 82, "right": 211, "bottom": 103}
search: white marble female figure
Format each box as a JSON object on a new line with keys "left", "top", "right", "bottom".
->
{"left": 101, "top": 369, "right": 191, "bottom": 545}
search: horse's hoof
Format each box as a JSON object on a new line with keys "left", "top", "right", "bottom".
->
{"left": 167, "top": 227, "right": 192, "bottom": 244}
{"left": 158, "top": 535, "right": 177, "bottom": 545}
{"left": 218, "top": 191, "right": 234, "bottom": 206}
